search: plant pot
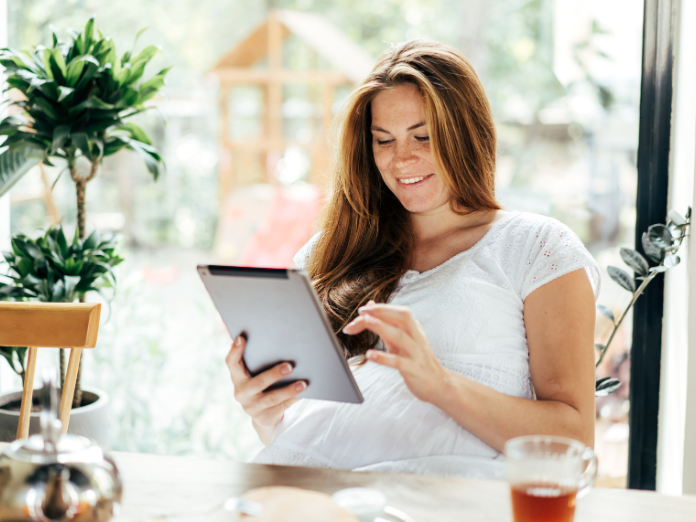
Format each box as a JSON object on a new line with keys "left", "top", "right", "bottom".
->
{"left": 0, "top": 387, "right": 110, "bottom": 447}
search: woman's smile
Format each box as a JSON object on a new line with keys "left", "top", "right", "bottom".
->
{"left": 396, "top": 173, "right": 434, "bottom": 187}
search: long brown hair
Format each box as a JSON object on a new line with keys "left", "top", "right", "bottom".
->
{"left": 306, "top": 40, "right": 500, "bottom": 357}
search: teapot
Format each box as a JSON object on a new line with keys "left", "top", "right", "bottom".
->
{"left": 0, "top": 372, "right": 122, "bottom": 521}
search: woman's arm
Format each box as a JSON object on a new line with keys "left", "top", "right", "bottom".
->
{"left": 343, "top": 268, "right": 596, "bottom": 453}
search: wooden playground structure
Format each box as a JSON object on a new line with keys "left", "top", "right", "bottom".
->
{"left": 211, "top": 9, "right": 374, "bottom": 202}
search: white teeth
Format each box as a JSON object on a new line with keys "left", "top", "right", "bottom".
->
{"left": 398, "top": 176, "right": 426, "bottom": 185}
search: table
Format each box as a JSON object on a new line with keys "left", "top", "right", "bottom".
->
{"left": 112, "top": 451, "right": 696, "bottom": 522}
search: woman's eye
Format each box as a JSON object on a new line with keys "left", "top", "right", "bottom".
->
{"left": 415, "top": 136, "right": 430, "bottom": 142}
{"left": 376, "top": 139, "right": 393, "bottom": 145}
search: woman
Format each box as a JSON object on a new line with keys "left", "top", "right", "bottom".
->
{"left": 225, "top": 40, "right": 600, "bottom": 478}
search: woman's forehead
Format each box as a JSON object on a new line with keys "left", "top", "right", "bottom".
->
{"left": 371, "top": 84, "right": 425, "bottom": 127}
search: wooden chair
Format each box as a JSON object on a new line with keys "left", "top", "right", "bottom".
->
{"left": 0, "top": 302, "right": 101, "bottom": 439}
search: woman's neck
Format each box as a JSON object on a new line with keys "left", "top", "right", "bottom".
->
{"left": 411, "top": 203, "right": 497, "bottom": 245}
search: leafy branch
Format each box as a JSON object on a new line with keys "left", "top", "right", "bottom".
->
{"left": 595, "top": 208, "right": 691, "bottom": 396}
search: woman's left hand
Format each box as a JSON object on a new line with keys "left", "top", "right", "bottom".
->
{"left": 342, "top": 301, "right": 449, "bottom": 404}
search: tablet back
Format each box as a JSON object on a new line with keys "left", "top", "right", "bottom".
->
{"left": 198, "top": 266, "right": 363, "bottom": 404}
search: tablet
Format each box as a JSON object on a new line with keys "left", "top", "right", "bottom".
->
{"left": 197, "top": 265, "right": 363, "bottom": 404}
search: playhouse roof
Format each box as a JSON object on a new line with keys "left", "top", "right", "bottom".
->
{"left": 212, "top": 9, "right": 374, "bottom": 84}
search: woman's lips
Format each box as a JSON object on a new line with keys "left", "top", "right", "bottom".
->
{"left": 396, "top": 173, "right": 434, "bottom": 188}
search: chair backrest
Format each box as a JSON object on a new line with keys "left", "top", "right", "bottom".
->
{"left": 0, "top": 302, "right": 101, "bottom": 439}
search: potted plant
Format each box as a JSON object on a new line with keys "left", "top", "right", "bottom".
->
{"left": 0, "top": 17, "right": 168, "bottom": 424}
{"left": 594, "top": 208, "right": 691, "bottom": 397}
{"left": 0, "top": 226, "right": 122, "bottom": 443}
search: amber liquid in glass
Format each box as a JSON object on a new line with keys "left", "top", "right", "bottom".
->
{"left": 510, "top": 483, "right": 577, "bottom": 522}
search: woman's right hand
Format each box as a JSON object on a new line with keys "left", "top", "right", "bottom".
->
{"left": 225, "top": 335, "right": 307, "bottom": 445}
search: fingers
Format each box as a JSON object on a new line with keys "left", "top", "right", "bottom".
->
{"left": 244, "top": 362, "right": 296, "bottom": 397}
{"left": 343, "top": 313, "right": 409, "bottom": 353}
{"left": 358, "top": 303, "right": 421, "bottom": 336}
{"left": 225, "top": 335, "right": 250, "bottom": 382}
{"left": 246, "top": 381, "right": 307, "bottom": 419}
{"left": 366, "top": 349, "right": 400, "bottom": 369}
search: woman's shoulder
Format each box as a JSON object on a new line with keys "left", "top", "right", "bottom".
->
{"left": 293, "top": 232, "right": 322, "bottom": 270}
{"left": 496, "top": 211, "right": 600, "bottom": 300}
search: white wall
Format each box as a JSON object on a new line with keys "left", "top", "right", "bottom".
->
{"left": 0, "top": 0, "right": 8, "bottom": 252}
{"left": 657, "top": 0, "right": 696, "bottom": 496}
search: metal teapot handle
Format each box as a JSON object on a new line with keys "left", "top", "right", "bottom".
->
{"left": 40, "top": 370, "right": 62, "bottom": 455}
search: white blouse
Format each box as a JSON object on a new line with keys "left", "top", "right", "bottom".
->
{"left": 251, "top": 211, "right": 601, "bottom": 479}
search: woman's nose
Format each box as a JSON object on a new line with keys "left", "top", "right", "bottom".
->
{"left": 393, "top": 142, "right": 417, "bottom": 168}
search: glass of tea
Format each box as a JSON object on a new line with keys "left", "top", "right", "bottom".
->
{"left": 505, "top": 435, "right": 597, "bottom": 522}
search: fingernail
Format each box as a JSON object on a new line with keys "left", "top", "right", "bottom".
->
{"left": 366, "top": 350, "right": 377, "bottom": 360}
{"left": 281, "top": 363, "right": 293, "bottom": 375}
{"left": 358, "top": 306, "right": 373, "bottom": 314}
{"left": 234, "top": 336, "right": 243, "bottom": 347}
{"left": 295, "top": 381, "right": 307, "bottom": 391}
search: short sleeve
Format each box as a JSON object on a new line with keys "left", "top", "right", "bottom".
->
{"left": 519, "top": 219, "right": 601, "bottom": 302}
{"left": 293, "top": 233, "right": 321, "bottom": 270}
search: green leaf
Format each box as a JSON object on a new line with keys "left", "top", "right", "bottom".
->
{"left": 65, "top": 56, "right": 98, "bottom": 86}
{"left": 126, "top": 139, "right": 163, "bottom": 180}
{"left": 607, "top": 266, "right": 635, "bottom": 292}
{"left": 114, "top": 87, "right": 139, "bottom": 108}
{"left": 49, "top": 48, "right": 67, "bottom": 82}
{"left": 64, "top": 275, "right": 80, "bottom": 301}
{"left": 0, "top": 144, "right": 44, "bottom": 198}
{"left": 642, "top": 232, "right": 664, "bottom": 263}
{"left": 56, "top": 228, "right": 68, "bottom": 258}
{"left": 51, "top": 125, "right": 71, "bottom": 154}
{"left": 16, "top": 258, "right": 32, "bottom": 278}
{"left": 118, "top": 122, "right": 151, "bottom": 145}
{"left": 71, "top": 132, "right": 92, "bottom": 160}
{"left": 57, "top": 85, "right": 74, "bottom": 102}
{"left": 84, "top": 18, "right": 96, "bottom": 51}
{"left": 669, "top": 210, "right": 686, "bottom": 227}
{"left": 126, "top": 27, "right": 150, "bottom": 63}
{"left": 647, "top": 224, "right": 673, "bottom": 250}
{"left": 83, "top": 229, "right": 99, "bottom": 250}
{"left": 51, "top": 279, "right": 65, "bottom": 302}
{"left": 597, "top": 305, "right": 615, "bottom": 323}
{"left": 595, "top": 377, "right": 621, "bottom": 397}
{"left": 663, "top": 254, "right": 680, "bottom": 269}
{"left": 73, "top": 60, "right": 99, "bottom": 91}
{"left": 69, "top": 96, "right": 115, "bottom": 115}
{"left": 50, "top": 26, "right": 60, "bottom": 48}
{"left": 131, "top": 45, "right": 160, "bottom": 67}
{"left": 33, "top": 97, "right": 60, "bottom": 121}
{"left": 103, "top": 136, "right": 128, "bottom": 156}
{"left": 41, "top": 48, "right": 53, "bottom": 80}
{"left": 0, "top": 115, "right": 28, "bottom": 135}
{"left": 619, "top": 247, "right": 649, "bottom": 277}
{"left": 123, "top": 61, "right": 147, "bottom": 87}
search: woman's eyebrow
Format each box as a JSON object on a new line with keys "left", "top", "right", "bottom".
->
{"left": 370, "top": 121, "right": 426, "bottom": 133}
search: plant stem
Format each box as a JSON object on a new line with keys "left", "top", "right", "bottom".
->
{"left": 59, "top": 348, "right": 66, "bottom": 390}
{"left": 75, "top": 178, "right": 87, "bottom": 239}
{"left": 68, "top": 156, "right": 101, "bottom": 409}
{"left": 596, "top": 275, "right": 653, "bottom": 367}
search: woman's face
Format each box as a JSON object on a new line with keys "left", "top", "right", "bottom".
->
{"left": 370, "top": 83, "right": 450, "bottom": 214}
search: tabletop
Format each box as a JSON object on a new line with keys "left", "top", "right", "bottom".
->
{"left": 112, "top": 451, "right": 696, "bottom": 522}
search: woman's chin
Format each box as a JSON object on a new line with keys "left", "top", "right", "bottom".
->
{"left": 398, "top": 196, "right": 451, "bottom": 215}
